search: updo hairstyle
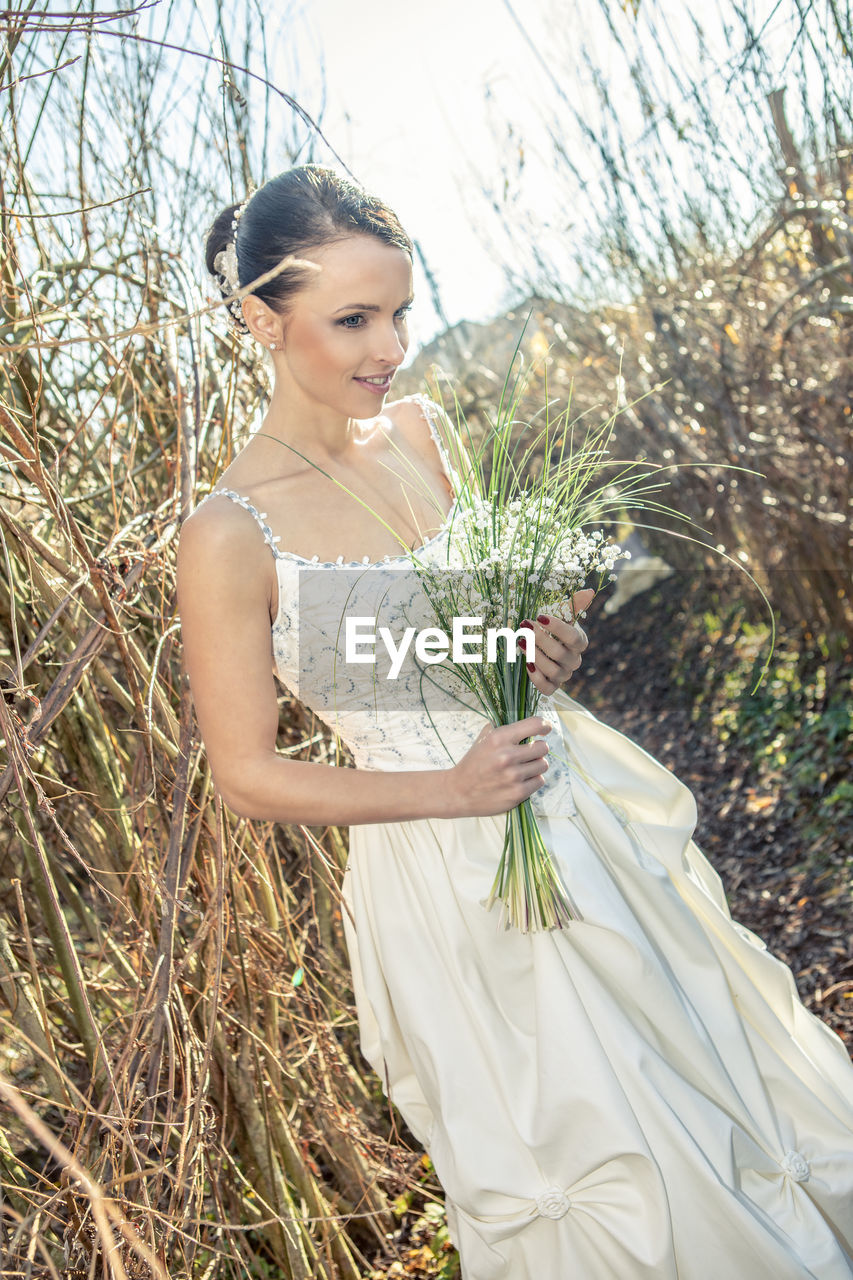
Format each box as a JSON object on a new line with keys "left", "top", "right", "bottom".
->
{"left": 205, "top": 165, "right": 414, "bottom": 335}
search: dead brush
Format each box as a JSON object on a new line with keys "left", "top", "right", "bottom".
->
{"left": 0, "top": 8, "right": 438, "bottom": 1277}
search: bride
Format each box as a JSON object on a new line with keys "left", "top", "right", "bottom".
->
{"left": 178, "top": 164, "right": 853, "bottom": 1279}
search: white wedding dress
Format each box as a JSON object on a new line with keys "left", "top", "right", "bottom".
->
{"left": 208, "top": 394, "right": 853, "bottom": 1280}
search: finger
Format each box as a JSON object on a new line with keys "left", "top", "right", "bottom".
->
{"left": 533, "top": 613, "right": 588, "bottom": 654}
{"left": 506, "top": 715, "right": 552, "bottom": 742}
{"left": 561, "top": 616, "right": 589, "bottom": 652}
{"left": 520, "top": 715, "right": 553, "bottom": 736}
{"left": 524, "top": 647, "right": 563, "bottom": 683}
{"left": 518, "top": 622, "right": 561, "bottom": 666}
{"left": 522, "top": 622, "right": 582, "bottom": 676}
{"left": 547, "top": 649, "right": 583, "bottom": 679}
{"left": 516, "top": 735, "right": 550, "bottom": 761}
{"left": 528, "top": 668, "right": 560, "bottom": 696}
{"left": 527, "top": 645, "right": 581, "bottom": 694}
{"left": 569, "top": 587, "right": 595, "bottom": 617}
{"left": 520, "top": 757, "right": 549, "bottom": 783}
{"left": 516, "top": 738, "right": 550, "bottom": 764}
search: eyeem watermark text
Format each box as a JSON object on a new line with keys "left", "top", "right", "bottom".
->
{"left": 346, "top": 616, "right": 535, "bottom": 680}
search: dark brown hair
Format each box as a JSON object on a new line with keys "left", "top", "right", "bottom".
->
{"left": 205, "top": 165, "right": 413, "bottom": 334}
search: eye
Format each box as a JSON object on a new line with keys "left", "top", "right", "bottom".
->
{"left": 337, "top": 303, "right": 413, "bottom": 330}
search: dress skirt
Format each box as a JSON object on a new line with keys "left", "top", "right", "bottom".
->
{"left": 342, "top": 690, "right": 853, "bottom": 1279}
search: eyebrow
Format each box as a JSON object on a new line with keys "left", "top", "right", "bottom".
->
{"left": 333, "top": 297, "right": 414, "bottom": 314}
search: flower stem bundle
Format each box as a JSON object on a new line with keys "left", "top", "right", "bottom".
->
{"left": 406, "top": 329, "right": 770, "bottom": 932}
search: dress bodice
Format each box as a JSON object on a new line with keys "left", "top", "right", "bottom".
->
{"left": 201, "top": 394, "right": 577, "bottom": 818}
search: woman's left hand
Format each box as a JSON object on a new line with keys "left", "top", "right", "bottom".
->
{"left": 519, "top": 587, "right": 594, "bottom": 696}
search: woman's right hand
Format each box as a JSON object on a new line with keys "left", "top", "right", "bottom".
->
{"left": 445, "top": 716, "right": 553, "bottom": 817}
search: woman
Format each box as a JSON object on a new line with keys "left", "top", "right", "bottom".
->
{"left": 178, "top": 165, "right": 853, "bottom": 1279}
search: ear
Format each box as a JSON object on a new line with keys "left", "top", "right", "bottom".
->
{"left": 241, "top": 294, "right": 286, "bottom": 349}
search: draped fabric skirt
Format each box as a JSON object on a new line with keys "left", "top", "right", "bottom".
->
{"left": 343, "top": 691, "right": 853, "bottom": 1279}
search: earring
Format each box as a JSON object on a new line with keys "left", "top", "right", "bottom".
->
{"left": 269, "top": 342, "right": 277, "bottom": 350}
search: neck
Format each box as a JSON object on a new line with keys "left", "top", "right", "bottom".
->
{"left": 261, "top": 381, "right": 361, "bottom": 463}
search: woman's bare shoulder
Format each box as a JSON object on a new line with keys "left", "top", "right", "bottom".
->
{"left": 181, "top": 491, "right": 249, "bottom": 541}
{"left": 178, "top": 493, "right": 271, "bottom": 579}
{"left": 385, "top": 393, "right": 477, "bottom": 490}
{"left": 383, "top": 393, "right": 439, "bottom": 448}
{"left": 385, "top": 392, "right": 432, "bottom": 422}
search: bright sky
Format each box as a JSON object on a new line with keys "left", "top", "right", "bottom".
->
{"left": 265, "top": 0, "right": 805, "bottom": 356}
{"left": 280, "top": 0, "right": 559, "bottom": 353}
{"left": 17, "top": 0, "right": 822, "bottom": 359}
{"left": 27, "top": 0, "right": 807, "bottom": 363}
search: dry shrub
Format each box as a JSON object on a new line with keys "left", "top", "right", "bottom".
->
{"left": 0, "top": 7, "right": 439, "bottom": 1276}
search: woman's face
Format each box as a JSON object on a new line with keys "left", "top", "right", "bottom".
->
{"left": 274, "top": 234, "right": 414, "bottom": 418}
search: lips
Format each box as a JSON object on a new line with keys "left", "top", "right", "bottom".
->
{"left": 354, "top": 374, "right": 393, "bottom": 394}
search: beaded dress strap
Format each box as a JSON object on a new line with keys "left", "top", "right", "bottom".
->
{"left": 408, "top": 393, "right": 464, "bottom": 499}
{"left": 202, "top": 488, "right": 284, "bottom": 560}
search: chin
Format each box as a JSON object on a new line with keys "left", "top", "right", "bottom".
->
{"left": 349, "top": 383, "right": 394, "bottom": 412}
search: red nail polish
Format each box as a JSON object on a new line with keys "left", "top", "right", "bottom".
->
{"left": 520, "top": 619, "right": 534, "bottom": 630}
{"left": 518, "top": 636, "right": 526, "bottom": 650}
{"left": 537, "top": 614, "right": 551, "bottom": 625}
{"left": 527, "top": 662, "right": 536, "bottom": 673}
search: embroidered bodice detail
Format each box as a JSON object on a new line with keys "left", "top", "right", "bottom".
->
{"left": 200, "top": 393, "right": 577, "bottom": 818}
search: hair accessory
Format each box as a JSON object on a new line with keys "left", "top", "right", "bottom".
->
{"left": 213, "top": 241, "right": 244, "bottom": 325}
{"left": 212, "top": 198, "right": 250, "bottom": 329}
{"left": 213, "top": 240, "right": 239, "bottom": 293}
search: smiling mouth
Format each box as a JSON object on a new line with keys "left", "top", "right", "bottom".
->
{"left": 354, "top": 374, "right": 393, "bottom": 391}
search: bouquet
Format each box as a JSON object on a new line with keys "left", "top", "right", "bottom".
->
{"left": 402, "top": 340, "right": 771, "bottom": 934}
{"left": 406, "top": 490, "right": 630, "bottom": 932}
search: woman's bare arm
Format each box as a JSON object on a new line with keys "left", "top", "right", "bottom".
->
{"left": 176, "top": 502, "right": 552, "bottom": 826}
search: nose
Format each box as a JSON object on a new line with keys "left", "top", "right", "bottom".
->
{"left": 375, "top": 319, "right": 407, "bottom": 368}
